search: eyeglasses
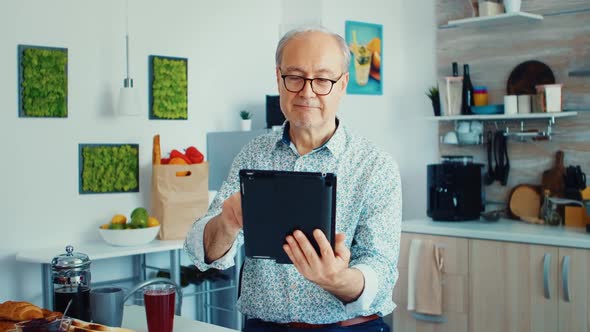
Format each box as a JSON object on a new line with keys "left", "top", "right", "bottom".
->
{"left": 280, "top": 71, "right": 343, "bottom": 96}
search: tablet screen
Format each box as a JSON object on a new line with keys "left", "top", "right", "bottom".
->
{"left": 239, "top": 169, "right": 336, "bottom": 264}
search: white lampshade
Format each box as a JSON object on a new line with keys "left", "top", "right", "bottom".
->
{"left": 117, "top": 86, "right": 141, "bottom": 116}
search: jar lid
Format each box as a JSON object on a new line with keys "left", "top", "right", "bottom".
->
{"left": 51, "top": 245, "right": 91, "bottom": 270}
{"left": 474, "top": 86, "right": 487, "bottom": 92}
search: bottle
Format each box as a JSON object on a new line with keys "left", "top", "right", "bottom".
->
{"left": 452, "top": 62, "right": 459, "bottom": 77}
{"left": 461, "top": 64, "right": 474, "bottom": 115}
{"left": 540, "top": 189, "right": 562, "bottom": 226}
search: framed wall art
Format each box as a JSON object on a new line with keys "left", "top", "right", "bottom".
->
{"left": 149, "top": 55, "right": 188, "bottom": 120}
{"left": 78, "top": 143, "right": 139, "bottom": 194}
{"left": 18, "top": 45, "right": 68, "bottom": 117}
{"left": 345, "top": 21, "right": 382, "bottom": 95}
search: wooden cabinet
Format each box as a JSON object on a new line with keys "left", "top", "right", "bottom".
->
{"left": 392, "top": 233, "right": 469, "bottom": 332}
{"left": 469, "top": 239, "right": 590, "bottom": 332}
{"left": 469, "top": 240, "right": 558, "bottom": 332}
{"left": 557, "top": 248, "right": 590, "bottom": 332}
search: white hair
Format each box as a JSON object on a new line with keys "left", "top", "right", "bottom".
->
{"left": 275, "top": 26, "right": 350, "bottom": 72}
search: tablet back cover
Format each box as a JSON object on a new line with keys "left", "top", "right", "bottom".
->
{"left": 239, "top": 169, "right": 336, "bottom": 264}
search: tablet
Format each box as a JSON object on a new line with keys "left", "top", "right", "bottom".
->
{"left": 239, "top": 169, "right": 337, "bottom": 264}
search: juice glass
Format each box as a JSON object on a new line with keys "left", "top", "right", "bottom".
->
{"left": 144, "top": 284, "right": 175, "bottom": 332}
{"left": 354, "top": 45, "right": 372, "bottom": 86}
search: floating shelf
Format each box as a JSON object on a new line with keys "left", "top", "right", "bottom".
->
{"left": 442, "top": 12, "right": 543, "bottom": 29}
{"left": 427, "top": 111, "right": 578, "bottom": 121}
{"left": 569, "top": 69, "right": 590, "bottom": 77}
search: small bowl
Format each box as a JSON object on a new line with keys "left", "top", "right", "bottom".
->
{"left": 98, "top": 226, "right": 160, "bottom": 246}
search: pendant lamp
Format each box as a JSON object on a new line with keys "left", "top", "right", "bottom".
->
{"left": 117, "top": 0, "right": 140, "bottom": 116}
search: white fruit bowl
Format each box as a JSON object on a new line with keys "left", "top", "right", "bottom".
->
{"left": 98, "top": 226, "right": 160, "bottom": 246}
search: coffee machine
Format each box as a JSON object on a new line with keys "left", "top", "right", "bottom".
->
{"left": 427, "top": 156, "right": 484, "bottom": 221}
{"left": 51, "top": 245, "right": 91, "bottom": 320}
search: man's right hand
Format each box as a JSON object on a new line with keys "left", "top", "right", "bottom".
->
{"left": 204, "top": 192, "right": 243, "bottom": 263}
{"left": 218, "top": 192, "right": 243, "bottom": 234}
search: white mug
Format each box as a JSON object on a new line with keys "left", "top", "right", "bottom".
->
{"left": 504, "top": 0, "right": 522, "bottom": 13}
{"left": 504, "top": 95, "right": 518, "bottom": 115}
{"left": 517, "top": 95, "right": 531, "bottom": 114}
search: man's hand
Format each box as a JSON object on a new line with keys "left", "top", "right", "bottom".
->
{"left": 204, "top": 192, "right": 242, "bottom": 263}
{"left": 283, "top": 230, "right": 364, "bottom": 303}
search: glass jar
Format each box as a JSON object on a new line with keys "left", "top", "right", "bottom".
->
{"left": 51, "top": 245, "right": 92, "bottom": 320}
{"left": 473, "top": 86, "right": 488, "bottom": 106}
{"left": 540, "top": 190, "right": 562, "bottom": 226}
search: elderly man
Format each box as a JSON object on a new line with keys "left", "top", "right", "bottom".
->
{"left": 185, "top": 26, "right": 401, "bottom": 332}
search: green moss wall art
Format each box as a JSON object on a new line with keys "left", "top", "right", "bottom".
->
{"left": 79, "top": 144, "right": 139, "bottom": 194}
{"left": 149, "top": 55, "right": 188, "bottom": 120}
{"left": 18, "top": 45, "right": 68, "bottom": 118}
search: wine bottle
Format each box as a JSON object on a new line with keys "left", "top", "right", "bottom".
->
{"left": 461, "top": 64, "right": 474, "bottom": 115}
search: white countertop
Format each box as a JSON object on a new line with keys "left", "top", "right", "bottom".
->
{"left": 122, "top": 305, "right": 238, "bottom": 332}
{"left": 15, "top": 240, "right": 184, "bottom": 264}
{"left": 403, "top": 218, "right": 590, "bottom": 249}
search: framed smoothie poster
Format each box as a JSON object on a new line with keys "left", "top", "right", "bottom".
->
{"left": 345, "top": 21, "right": 382, "bottom": 95}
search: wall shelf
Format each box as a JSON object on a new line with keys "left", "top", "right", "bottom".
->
{"left": 427, "top": 111, "right": 577, "bottom": 121}
{"left": 569, "top": 69, "right": 590, "bottom": 77}
{"left": 441, "top": 12, "right": 543, "bottom": 29}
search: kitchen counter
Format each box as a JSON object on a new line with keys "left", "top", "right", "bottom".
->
{"left": 403, "top": 218, "right": 590, "bottom": 249}
{"left": 122, "top": 304, "right": 238, "bottom": 332}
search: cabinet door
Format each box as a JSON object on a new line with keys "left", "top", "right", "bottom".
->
{"left": 392, "top": 233, "right": 468, "bottom": 332}
{"left": 558, "top": 248, "right": 590, "bottom": 332}
{"left": 469, "top": 240, "right": 558, "bottom": 332}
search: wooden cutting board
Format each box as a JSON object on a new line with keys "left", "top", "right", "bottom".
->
{"left": 542, "top": 150, "right": 566, "bottom": 197}
{"left": 508, "top": 184, "right": 542, "bottom": 221}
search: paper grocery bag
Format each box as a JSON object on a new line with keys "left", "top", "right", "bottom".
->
{"left": 151, "top": 162, "right": 209, "bottom": 240}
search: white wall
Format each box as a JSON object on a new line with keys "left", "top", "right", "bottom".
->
{"left": 0, "top": 0, "right": 438, "bottom": 309}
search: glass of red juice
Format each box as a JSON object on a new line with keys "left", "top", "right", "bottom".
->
{"left": 143, "top": 284, "right": 175, "bottom": 332}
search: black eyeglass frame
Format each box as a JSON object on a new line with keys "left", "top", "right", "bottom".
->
{"left": 279, "top": 70, "right": 344, "bottom": 96}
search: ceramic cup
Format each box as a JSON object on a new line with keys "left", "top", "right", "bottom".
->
{"left": 503, "top": 0, "right": 522, "bottom": 13}
{"left": 504, "top": 95, "right": 518, "bottom": 115}
{"left": 90, "top": 287, "right": 125, "bottom": 327}
{"left": 517, "top": 95, "right": 532, "bottom": 114}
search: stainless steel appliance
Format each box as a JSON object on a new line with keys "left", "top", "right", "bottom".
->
{"left": 427, "top": 156, "right": 484, "bottom": 221}
{"left": 51, "top": 245, "right": 91, "bottom": 320}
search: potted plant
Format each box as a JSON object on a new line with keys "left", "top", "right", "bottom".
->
{"left": 240, "top": 110, "right": 252, "bottom": 131}
{"left": 426, "top": 86, "right": 441, "bottom": 116}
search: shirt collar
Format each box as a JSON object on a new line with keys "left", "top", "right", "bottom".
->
{"left": 275, "top": 119, "right": 346, "bottom": 158}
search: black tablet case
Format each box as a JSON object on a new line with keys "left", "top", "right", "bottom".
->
{"left": 239, "top": 169, "right": 336, "bottom": 264}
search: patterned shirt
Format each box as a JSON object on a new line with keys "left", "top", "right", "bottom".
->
{"left": 184, "top": 121, "right": 402, "bottom": 324}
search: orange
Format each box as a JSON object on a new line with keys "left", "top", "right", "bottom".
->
{"left": 147, "top": 216, "right": 160, "bottom": 227}
{"left": 169, "top": 157, "right": 188, "bottom": 165}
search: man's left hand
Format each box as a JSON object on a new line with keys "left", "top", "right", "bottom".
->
{"left": 283, "top": 230, "right": 364, "bottom": 302}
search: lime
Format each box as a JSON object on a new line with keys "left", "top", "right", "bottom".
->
{"left": 131, "top": 207, "right": 149, "bottom": 220}
{"left": 109, "top": 223, "right": 125, "bottom": 230}
{"left": 131, "top": 214, "right": 148, "bottom": 228}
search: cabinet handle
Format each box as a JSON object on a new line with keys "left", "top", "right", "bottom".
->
{"left": 543, "top": 253, "right": 551, "bottom": 299}
{"left": 562, "top": 255, "right": 570, "bottom": 302}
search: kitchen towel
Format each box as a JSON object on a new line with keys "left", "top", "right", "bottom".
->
{"left": 407, "top": 239, "right": 446, "bottom": 323}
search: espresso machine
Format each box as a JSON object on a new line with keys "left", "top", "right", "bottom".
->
{"left": 51, "top": 245, "right": 91, "bottom": 320}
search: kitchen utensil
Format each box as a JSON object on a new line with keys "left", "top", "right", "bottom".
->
{"left": 51, "top": 245, "right": 91, "bottom": 321}
{"left": 508, "top": 184, "right": 542, "bottom": 220}
{"left": 484, "top": 130, "right": 495, "bottom": 185}
{"left": 541, "top": 150, "right": 566, "bottom": 197}
{"left": 493, "top": 131, "right": 510, "bottom": 186}
{"left": 507, "top": 60, "right": 556, "bottom": 95}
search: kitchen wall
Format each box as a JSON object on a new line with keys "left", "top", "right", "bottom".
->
{"left": 0, "top": 0, "right": 438, "bottom": 315}
{"left": 436, "top": 0, "right": 590, "bottom": 202}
